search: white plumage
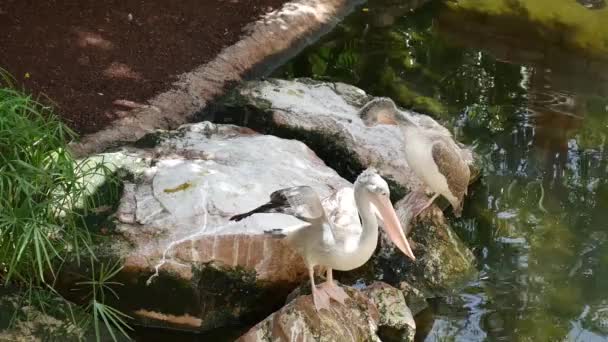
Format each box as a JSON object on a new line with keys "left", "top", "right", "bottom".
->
{"left": 230, "top": 168, "right": 415, "bottom": 310}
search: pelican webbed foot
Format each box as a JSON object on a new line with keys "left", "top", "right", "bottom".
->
{"left": 309, "top": 266, "right": 331, "bottom": 311}
{"left": 411, "top": 191, "right": 439, "bottom": 218}
{"left": 312, "top": 286, "right": 331, "bottom": 311}
{"left": 319, "top": 268, "right": 350, "bottom": 304}
{"left": 318, "top": 281, "right": 349, "bottom": 304}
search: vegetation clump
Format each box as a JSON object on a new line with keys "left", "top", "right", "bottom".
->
{"left": 0, "top": 72, "right": 130, "bottom": 341}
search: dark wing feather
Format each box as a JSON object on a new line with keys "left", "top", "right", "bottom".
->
{"left": 230, "top": 186, "right": 326, "bottom": 222}
{"left": 431, "top": 140, "right": 470, "bottom": 215}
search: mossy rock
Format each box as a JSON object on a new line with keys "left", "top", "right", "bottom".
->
{"left": 0, "top": 287, "right": 123, "bottom": 342}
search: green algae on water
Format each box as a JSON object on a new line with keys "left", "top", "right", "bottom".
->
{"left": 447, "top": 0, "right": 608, "bottom": 57}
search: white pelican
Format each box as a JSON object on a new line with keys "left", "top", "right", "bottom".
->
{"left": 359, "top": 98, "right": 470, "bottom": 217}
{"left": 230, "top": 168, "right": 416, "bottom": 311}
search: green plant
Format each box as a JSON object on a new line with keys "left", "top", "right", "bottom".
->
{"left": 77, "top": 260, "right": 132, "bottom": 341}
{"left": 0, "top": 70, "right": 130, "bottom": 341}
{"left": 1, "top": 86, "right": 90, "bottom": 282}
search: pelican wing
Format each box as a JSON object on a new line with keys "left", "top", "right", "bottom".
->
{"left": 269, "top": 186, "right": 327, "bottom": 222}
{"left": 431, "top": 139, "right": 471, "bottom": 203}
{"left": 230, "top": 186, "right": 327, "bottom": 223}
{"left": 322, "top": 187, "right": 360, "bottom": 243}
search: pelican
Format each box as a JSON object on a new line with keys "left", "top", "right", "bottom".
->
{"left": 359, "top": 98, "right": 470, "bottom": 217}
{"left": 230, "top": 168, "right": 415, "bottom": 311}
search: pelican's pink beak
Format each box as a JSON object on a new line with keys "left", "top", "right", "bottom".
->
{"left": 371, "top": 194, "right": 416, "bottom": 261}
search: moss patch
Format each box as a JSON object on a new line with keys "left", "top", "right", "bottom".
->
{"left": 446, "top": 0, "right": 608, "bottom": 58}
{"left": 194, "top": 264, "right": 292, "bottom": 330}
{"left": 58, "top": 262, "right": 300, "bottom": 333}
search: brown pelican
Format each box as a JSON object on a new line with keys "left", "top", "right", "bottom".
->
{"left": 359, "top": 98, "right": 470, "bottom": 217}
{"left": 230, "top": 168, "right": 415, "bottom": 311}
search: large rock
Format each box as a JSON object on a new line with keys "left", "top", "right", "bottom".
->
{"left": 237, "top": 282, "right": 415, "bottom": 342}
{"left": 208, "top": 77, "right": 476, "bottom": 201}
{"left": 71, "top": 122, "right": 351, "bottom": 332}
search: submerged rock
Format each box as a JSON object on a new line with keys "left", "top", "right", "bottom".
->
{"left": 73, "top": 122, "right": 350, "bottom": 332}
{"left": 209, "top": 78, "right": 476, "bottom": 202}
{"left": 237, "top": 282, "right": 415, "bottom": 342}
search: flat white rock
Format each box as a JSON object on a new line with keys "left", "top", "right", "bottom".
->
{"left": 238, "top": 78, "right": 474, "bottom": 191}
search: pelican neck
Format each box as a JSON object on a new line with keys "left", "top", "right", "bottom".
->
{"left": 354, "top": 185, "right": 380, "bottom": 247}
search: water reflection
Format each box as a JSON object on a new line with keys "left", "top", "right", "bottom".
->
{"left": 275, "top": 0, "right": 608, "bottom": 340}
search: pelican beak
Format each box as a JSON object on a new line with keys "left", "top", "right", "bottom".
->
{"left": 371, "top": 194, "right": 416, "bottom": 261}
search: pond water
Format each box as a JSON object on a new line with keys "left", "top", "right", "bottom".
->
{"left": 275, "top": 0, "right": 608, "bottom": 341}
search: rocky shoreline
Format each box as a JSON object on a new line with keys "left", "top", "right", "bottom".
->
{"left": 31, "top": 79, "right": 480, "bottom": 341}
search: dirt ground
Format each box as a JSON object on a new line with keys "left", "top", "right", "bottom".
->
{"left": 0, "top": 0, "right": 287, "bottom": 134}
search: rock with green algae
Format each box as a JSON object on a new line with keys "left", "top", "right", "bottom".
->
{"left": 379, "top": 195, "right": 477, "bottom": 298}
{"left": 330, "top": 186, "right": 475, "bottom": 302}
{"left": 61, "top": 121, "right": 352, "bottom": 333}
{"left": 237, "top": 282, "right": 415, "bottom": 342}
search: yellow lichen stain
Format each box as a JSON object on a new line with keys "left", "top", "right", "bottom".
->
{"left": 287, "top": 89, "right": 301, "bottom": 97}
{"left": 163, "top": 181, "right": 193, "bottom": 193}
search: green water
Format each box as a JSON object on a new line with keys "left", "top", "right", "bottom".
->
{"left": 275, "top": 1, "right": 608, "bottom": 341}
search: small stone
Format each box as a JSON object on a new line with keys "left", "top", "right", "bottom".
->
{"left": 363, "top": 282, "right": 416, "bottom": 342}
{"left": 399, "top": 281, "right": 428, "bottom": 315}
